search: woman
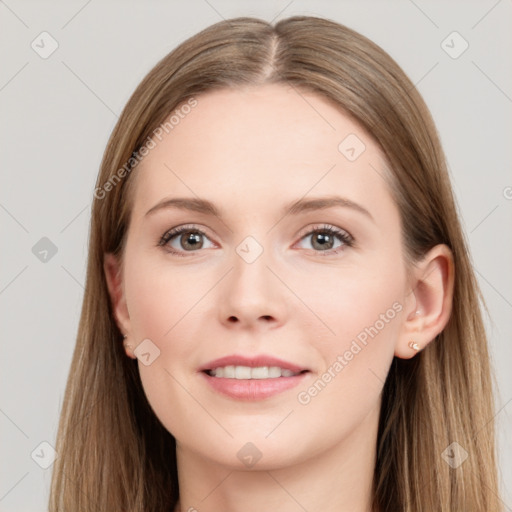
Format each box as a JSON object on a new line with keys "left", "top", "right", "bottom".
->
{"left": 49, "top": 15, "right": 501, "bottom": 511}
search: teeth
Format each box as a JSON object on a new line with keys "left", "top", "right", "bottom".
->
{"left": 223, "top": 365, "right": 235, "bottom": 378}
{"left": 209, "top": 365, "right": 300, "bottom": 379}
{"left": 235, "top": 366, "right": 251, "bottom": 379}
{"left": 251, "top": 366, "right": 269, "bottom": 379}
{"left": 268, "top": 366, "right": 281, "bottom": 378}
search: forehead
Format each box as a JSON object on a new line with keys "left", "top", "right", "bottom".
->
{"left": 129, "top": 83, "right": 394, "bottom": 221}
{"left": 143, "top": 83, "right": 375, "bottom": 166}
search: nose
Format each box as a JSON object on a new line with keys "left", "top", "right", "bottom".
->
{"left": 217, "top": 241, "right": 289, "bottom": 331}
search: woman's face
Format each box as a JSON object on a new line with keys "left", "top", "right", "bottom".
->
{"left": 110, "top": 83, "right": 416, "bottom": 469}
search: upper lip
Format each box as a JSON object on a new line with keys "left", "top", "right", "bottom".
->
{"left": 199, "top": 354, "right": 308, "bottom": 373}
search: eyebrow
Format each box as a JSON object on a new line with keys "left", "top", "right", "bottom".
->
{"left": 145, "top": 195, "right": 374, "bottom": 221}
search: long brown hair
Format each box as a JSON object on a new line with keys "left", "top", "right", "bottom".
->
{"left": 49, "top": 15, "right": 501, "bottom": 511}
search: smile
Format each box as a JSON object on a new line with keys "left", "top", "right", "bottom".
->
{"left": 206, "top": 365, "right": 302, "bottom": 379}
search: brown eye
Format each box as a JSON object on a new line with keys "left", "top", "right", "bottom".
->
{"left": 159, "top": 225, "right": 214, "bottom": 256}
{"left": 296, "top": 225, "right": 353, "bottom": 254}
{"left": 176, "top": 231, "right": 204, "bottom": 251}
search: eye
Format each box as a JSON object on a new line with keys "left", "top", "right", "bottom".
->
{"left": 158, "top": 224, "right": 215, "bottom": 256}
{"left": 158, "top": 223, "right": 354, "bottom": 257}
{"left": 295, "top": 224, "right": 354, "bottom": 255}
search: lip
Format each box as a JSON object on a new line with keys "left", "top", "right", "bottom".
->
{"left": 198, "top": 354, "right": 310, "bottom": 401}
{"left": 200, "top": 371, "right": 308, "bottom": 400}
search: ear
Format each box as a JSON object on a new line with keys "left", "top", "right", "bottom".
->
{"left": 104, "top": 252, "right": 135, "bottom": 359}
{"left": 395, "top": 244, "right": 455, "bottom": 359}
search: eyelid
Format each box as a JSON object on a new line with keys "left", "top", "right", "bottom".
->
{"left": 296, "top": 223, "right": 353, "bottom": 242}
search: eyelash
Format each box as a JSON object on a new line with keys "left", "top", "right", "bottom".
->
{"left": 157, "top": 223, "right": 354, "bottom": 258}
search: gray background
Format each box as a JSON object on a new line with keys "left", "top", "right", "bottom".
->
{"left": 1, "top": 1, "right": 511, "bottom": 510}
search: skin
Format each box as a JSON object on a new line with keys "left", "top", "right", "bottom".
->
{"left": 104, "top": 83, "right": 454, "bottom": 512}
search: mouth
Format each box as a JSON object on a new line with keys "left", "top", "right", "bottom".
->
{"left": 205, "top": 365, "right": 307, "bottom": 379}
{"left": 199, "top": 355, "right": 310, "bottom": 400}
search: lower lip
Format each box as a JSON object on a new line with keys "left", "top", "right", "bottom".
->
{"left": 200, "top": 371, "right": 308, "bottom": 400}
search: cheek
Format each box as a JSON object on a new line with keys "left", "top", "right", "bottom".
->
{"left": 122, "top": 251, "right": 215, "bottom": 431}
{"left": 293, "top": 254, "right": 405, "bottom": 352}
{"left": 292, "top": 259, "right": 404, "bottom": 408}
{"left": 124, "top": 249, "right": 209, "bottom": 342}
{"left": 290, "top": 274, "right": 403, "bottom": 454}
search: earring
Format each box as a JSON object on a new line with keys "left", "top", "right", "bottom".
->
{"left": 122, "top": 334, "right": 132, "bottom": 350}
{"left": 408, "top": 341, "right": 420, "bottom": 351}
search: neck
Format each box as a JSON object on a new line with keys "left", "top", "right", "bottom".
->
{"left": 173, "top": 402, "right": 380, "bottom": 512}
